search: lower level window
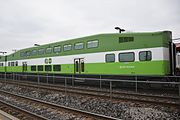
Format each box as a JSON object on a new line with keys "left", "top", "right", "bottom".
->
{"left": 53, "top": 65, "right": 61, "bottom": 71}
{"left": 31, "top": 66, "right": 36, "bottom": 71}
{"left": 119, "top": 52, "right": 135, "bottom": 62}
{"left": 45, "top": 65, "right": 52, "bottom": 71}
{"left": 38, "top": 65, "right": 43, "bottom": 71}
{"left": 139, "top": 51, "right": 152, "bottom": 61}
{"left": 105, "top": 54, "right": 115, "bottom": 62}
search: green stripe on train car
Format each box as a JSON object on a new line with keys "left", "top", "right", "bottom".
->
{"left": 4, "top": 60, "right": 169, "bottom": 75}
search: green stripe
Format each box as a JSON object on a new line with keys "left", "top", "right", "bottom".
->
{"left": 0, "top": 60, "right": 170, "bottom": 75}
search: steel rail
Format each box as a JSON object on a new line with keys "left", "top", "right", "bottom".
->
{"left": 0, "top": 80, "right": 178, "bottom": 108}
{"left": 0, "top": 99, "right": 48, "bottom": 120}
{"left": 0, "top": 89, "right": 120, "bottom": 120}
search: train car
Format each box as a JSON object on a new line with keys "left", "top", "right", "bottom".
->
{"left": 0, "top": 31, "right": 175, "bottom": 78}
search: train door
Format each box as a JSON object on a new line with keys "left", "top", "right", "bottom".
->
{"left": 74, "top": 58, "right": 84, "bottom": 74}
{"left": 22, "top": 62, "right": 27, "bottom": 72}
{"left": 169, "top": 42, "right": 176, "bottom": 75}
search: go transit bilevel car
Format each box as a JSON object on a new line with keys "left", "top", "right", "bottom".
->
{"left": 0, "top": 31, "right": 176, "bottom": 77}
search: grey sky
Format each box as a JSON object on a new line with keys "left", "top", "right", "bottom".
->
{"left": 0, "top": 0, "right": 180, "bottom": 54}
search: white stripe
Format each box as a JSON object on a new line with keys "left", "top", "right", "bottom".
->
{"left": 7, "top": 47, "right": 169, "bottom": 66}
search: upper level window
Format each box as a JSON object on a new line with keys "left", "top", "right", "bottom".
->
{"left": 119, "top": 37, "right": 134, "bottom": 43}
{"left": 46, "top": 48, "right": 52, "bottom": 54}
{"left": 31, "top": 50, "right": 37, "bottom": 56}
{"left": 139, "top": 51, "right": 152, "bottom": 61}
{"left": 75, "top": 43, "right": 84, "bottom": 50}
{"left": 54, "top": 46, "right": 61, "bottom": 53}
{"left": 26, "top": 51, "right": 31, "bottom": 56}
{"left": 105, "top": 54, "right": 115, "bottom": 63}
{"left": 119, "top": 52, "right": 135, "bottom": 62}
{"left": 38, "top": 49, "right": 45, "bottom": 55}
{"left": 63, "top": 44, "right": 72, "bottom": 51}
{"left": 20, "top": 52, "right": 26, "bottom": 57}
{"left": 87, "top": 40, "right": 98, "bottom": 48}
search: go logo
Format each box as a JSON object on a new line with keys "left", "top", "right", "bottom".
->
{"left": 45, "top": 58, "right": 52, "bottom": 64}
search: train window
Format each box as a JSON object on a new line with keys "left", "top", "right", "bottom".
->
{"left": 8, "top": 62, "right": 10, "bottom": 66}
{"left": 20, "top": 52, "right": 26, "bottom": 57}
{"left": 26, "top": 51, "right": 31, "bottom": 56}
{"left": 119, "top": 37, "right": 134, "bottom": 43}
{"left": 15, "top": 61, "right": 18, "bottom": 66}
{"left": 46, "top": 48, "right": 52, "bottom": 54}
{"left": 75, "top": 61, "right": 79, "bottom": 72}
{"left": 106, "top": 54, "right": 115, "bottom": 63}
{"left": 63, "top": 44, "right": 72, "bottom": 51}
{"left": 31, "top": 50, "right": 37, "bottom": 56}
{"left": 53, "top": 65, "right": 61, "bottom": 71}
{"left": 119, "top": 52, "right": 135, "bottom": 62}
{"left": 11, "top": 62, "right": 14, "bottom": 66}
{"left": 87, "top": 40, "right": 98, "bottom": 48}
{"left": 139, "top": 51, "right": 152, "bottom": 61}
{"left": 75, "top": 43, "right": 84, "bottom": 50}
{"left": 38, "top": 49, "right": 45, "bottom": 55}
{"left": 45, "top": 65, "right": 52, "bottom": 71}
{"left": 81, "top": 61, "right": 84, "bottom": 72}
{"left": 31, "top": 66, "right": 36, "bottom": 71}
{"left": 54, "top": 46, "right": 61, "bottom": 53}
{"left": 38, "top": 65, "right": 43, "bottom": 71}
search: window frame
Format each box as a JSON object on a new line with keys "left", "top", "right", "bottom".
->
{"left": 119, "top": 37, "right": 134, "bottom": 43}
{"left": 105, "top": 53, "right": 115, "bottom": 63}
{"left": 63, "top": 44, "right": 72, "bottom": 51}
{"left": 119, "top": 52, "right": 135, "bottom": 62}
{"left": 87, "top": 40, "right": 99, "bottom": 49}
{"left": 38, "top": 65, "right": 43, "bottom": 71}
{"left": 53, "top": 46, "right": 61, "bottom": 53}
{"left": 20, "top": 52, "right": 26, "bottom": 57}
{"left": 139, "top": 51, "right": 152, "bottom": 61}
{"left": 31, "top": 50, "right": 37, "bottom": 56}
{"left": 53, "top": 65, "right": 61, "bottom": 71}
{"left": 38, "top": 49, "right": 45, "bottom": 55}
{"left": 45, "top": 65, "right": 52, "bottom": 71}
{"left": 74, "top": 42, "right": 84, "bottom": 50}
{"left": 46, "top": 48, "right": 52, "bottom": 54}
{"left": 26, "top": 51, "right": 31, "bottom": 56}
{"left": 31, "top": 65, "right": 36, "bottom": 71}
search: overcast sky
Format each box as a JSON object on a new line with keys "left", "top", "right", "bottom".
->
{"left": 0, "top": 0, "right": 180, "bottom": 54}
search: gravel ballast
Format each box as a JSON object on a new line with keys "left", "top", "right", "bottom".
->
{"left": 0, "top": 83, "right": 179, "bottom": 120}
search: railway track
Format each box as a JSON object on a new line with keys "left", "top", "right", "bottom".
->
{"left": 0, "top": 79, "right": 179, "bottom": 108}
{"left": 0, "top": 97, "right": 47, "bottom": 120}
{"left": 0, "top": 89, "right": 119, "bottom": 120}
